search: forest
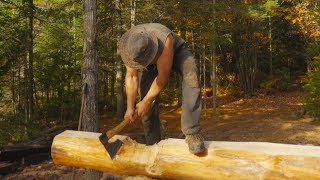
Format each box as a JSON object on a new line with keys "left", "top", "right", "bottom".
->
{"left": 0, "top": 0, "right": 320, "bottom": 178}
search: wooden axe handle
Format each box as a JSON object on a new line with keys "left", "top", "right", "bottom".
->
{"left": 106, "top": 117, "right": 131, "bottom": 139}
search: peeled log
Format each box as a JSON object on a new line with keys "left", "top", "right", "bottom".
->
{"left": 52, "top": 130, "right": 320, "bottom": 179}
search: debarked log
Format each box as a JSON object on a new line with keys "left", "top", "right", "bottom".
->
{"left": 51, "top": 130, "right": 320, "bottom": 180}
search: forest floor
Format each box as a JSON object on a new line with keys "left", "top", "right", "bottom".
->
{"left": 3, "top": 85, "right": 320, "bottom": 179}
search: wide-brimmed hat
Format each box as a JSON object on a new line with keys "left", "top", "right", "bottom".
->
{"left": 118, "top": 28, "right": 158, "bottom": 69}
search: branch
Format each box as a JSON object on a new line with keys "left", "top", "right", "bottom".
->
{"left": 0, "top": 0, "right": 21, "bottom": 8}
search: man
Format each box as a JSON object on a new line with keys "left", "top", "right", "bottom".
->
{"left": 118, "top": 23, "right": 204, "bottom": 154}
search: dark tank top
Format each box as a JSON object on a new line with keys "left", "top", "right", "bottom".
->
{"left": 131, "top": 23, "right": 186, "bottom": 64}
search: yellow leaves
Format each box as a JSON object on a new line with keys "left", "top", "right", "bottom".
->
{"left": 186, "top": 16, "right": 202, "bottom": 28}
{"left": 185, "top": 31, "right": 193, "bottom": 41}
{"left": 291, "top": 17, "right": 302, "bottom": 24}
{"left": 254, "top": 32, "right": 268, "bottom": 42}
{"left": 200, "top": 31, "right": 213, "bottom": 41}
{"left": 239, "top": 32, "right": 268, "bottom": 42}
{"left": 241, "top": 33, "right": 248, "bottom": 40}
{"left": 219, "top": 15, "right": 233, "bottom": 23}
{"left": 280, "top": 1, "right": 320, "bottom": 38}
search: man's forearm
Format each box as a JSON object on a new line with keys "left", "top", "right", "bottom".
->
{"left": 143, "top": 76, "right": 168, "bottom": 103}
{"left": 126, "top": 75, "right": 138, "bottom": 109}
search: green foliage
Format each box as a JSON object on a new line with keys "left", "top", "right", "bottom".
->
{"left": 304, "top": 42, "right": 320, "bottom": 118}
{"left": 0, "top": 0, "right": 319, "bottom": 145}
{"left": 0, "top": 113, "right": 35, "bottom": 145}
{"left": 260, "top": 67, "right": 291, "bottom": 93}
{"left": 249, "top": 0, "right": 279, "bottom": 18}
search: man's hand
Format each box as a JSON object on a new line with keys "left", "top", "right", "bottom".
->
{"left": 124, "top": 108, "right": 137, "bottom": 122}
{"left": 136, "top": 100, "right": 152, "bottom": 117}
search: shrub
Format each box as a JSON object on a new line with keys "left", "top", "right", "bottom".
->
{"left": 304, "top": 41, "right": 320, "bottom": 119}
{"left": 260, "top": 67, "right": 291, "bottom": 94}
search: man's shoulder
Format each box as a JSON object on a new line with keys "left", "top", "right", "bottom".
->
{"left": 136, "top": 23, "right": 166, "bottom": 27}
{"left": 135, "top": 23, "right": 171, "bottom": 31}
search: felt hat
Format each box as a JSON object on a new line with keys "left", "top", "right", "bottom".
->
{"left": 118, "top": 28, "right": 158, "bottom": 69}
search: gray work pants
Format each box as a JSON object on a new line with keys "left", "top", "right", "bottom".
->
{"left": 139, "top": 46, "right": 202, "bottom": 145}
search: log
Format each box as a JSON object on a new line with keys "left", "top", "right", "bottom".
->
{"left": 22, "top": 152, "right": 51, "bottom": 165}
{"left": 0, "top": 123, "right": 76, "bottom": 162}
{"left": 0, "top": 162, "right": 18, "bottom": 175}
{"left": 0, "top": 143, "right": 51, "bottom": 162}
{"left": 52, "top": 130, "right": 320, "bottom": 179}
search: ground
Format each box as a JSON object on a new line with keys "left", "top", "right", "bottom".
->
{"left": 3, "top": 87, "right": 320, "bottom": 179}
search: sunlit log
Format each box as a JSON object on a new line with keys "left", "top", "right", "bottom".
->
{"left": 52, "top": 130, "right": 320, "bottom": 179}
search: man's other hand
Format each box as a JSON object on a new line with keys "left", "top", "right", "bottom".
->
{"left": 124, "top": 108, "right": 137, "bottom": 122}
{"left": 136, "top": 100, "right": 152, "bottom": 117}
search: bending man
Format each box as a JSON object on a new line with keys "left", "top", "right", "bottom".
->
{"left": 118, "top": 23, "right": 204, "bottom": 154}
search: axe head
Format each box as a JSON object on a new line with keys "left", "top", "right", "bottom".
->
{"left": 99, "top": 133, "right": 123, "bottom": 159}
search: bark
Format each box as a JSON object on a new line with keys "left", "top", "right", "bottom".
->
{"left": 82, "top": 0, "right": 99, "bottom": 133}
{"left": 269, "top": 15, "right": 273, "bottom": 78}
{"left": 28, "top": 0, "right": 34, "bottom": 120}
{"left": 23, "top": 0, "right": 29, "bottom": 124}
{"left": 111, "top": 71, "right": 115, "bottom": 112}
{"left": 11, "top": 60, "right": 16, "bottom": 115}
{"left": 82, "top": 0, "right": 101, "bottom": 178}
{"left": 72, "top": 0, "right": 77, "bottom": 107}
{"left": 115, "top": 0, "right": 124, "bottom": 118}
{"left": 177, "top": 1, "right": 187, "bottom": 106}
{"left": 211, "top": 0, "right": 217, "bottom": 114}
{"left": 52, "top": 130, "right": 320, "bottom": 179}
{"left": 202, "top": 44, "right": 207, "bottom": 119}
{"left": 18, "top": 66, "right": 21, "bottom": 111}
{"left": 103, "top": 72, "right": 108, "bottom": 108}
{"left": 130, "top": 0, "right": 136, "bottom": 27}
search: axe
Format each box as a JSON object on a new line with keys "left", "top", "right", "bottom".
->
{"left": 98, "top": 116, "right": 132, "bottom": 159}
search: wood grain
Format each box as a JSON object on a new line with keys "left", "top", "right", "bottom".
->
{"left": 51, "top": 130, "right": 320, "bottom": 179}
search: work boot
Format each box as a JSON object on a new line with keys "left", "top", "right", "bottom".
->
{"left": 185, "top": 133, "right": 205, "bottom": 154}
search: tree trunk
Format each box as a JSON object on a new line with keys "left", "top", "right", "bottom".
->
{"left": 18, "top": 66, "right": 21, "bottom": 111}
{"left": 28, "top": 0, "right": 34, "bottom": 120}
{"left": 82, "top": 0, "right": 101, "bottom": 179}
{"left": 103, "top": 72, "right": 108, "bottom": 109}
{"left": 269, "top": 15, "right": 273, "bottom": 78}
{"left": 130, "top": 0, "right": 136, "bottom": 27}
{"left": 11, "top": 60, "right": 16, "bottom": 115}
{"left": 23, "top": 0, "right": 29, "bottom": 125}
{"left": 33, "top": 81, "right": 39, "bottom": 119}
{"left": 177, "top": 1, "right": 187, "bottom": 106}
{"left": 111, "top": 71, "right": 115, "bottom": 112}
{"left": 72, "top": 0, "right": 77, "bottom": 109}
{"left": 115, "top": 0, "right": 124, "bottom": 118}
{"left": 202, "top": 44, "right": 207, "bottom": 119}
{"left": 52, "top": 130, "right": 320, "bottom": 179}
{"left": 24, "top": 39, "right": 29, "bottom": 136}
{"left": 211, "top": 0, "right": 217, "bottom": 115}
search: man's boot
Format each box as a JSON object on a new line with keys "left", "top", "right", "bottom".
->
{"left": 185, "top": 133, "right": 205, "bottom": 154}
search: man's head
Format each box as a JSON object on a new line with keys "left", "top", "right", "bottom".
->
{"left": 118, "top": 29, "right": 158, "bottom": 69}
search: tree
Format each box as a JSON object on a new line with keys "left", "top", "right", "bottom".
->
{"left": 27, "top": 0, "right": 34, "bottom": 121}
{"left": 115, "top": 0, "right": 124, "bottom": 118}
{"left": 211, "top": 0, "right": 217, "bottom": 115}
{"left": 82, "top": 0, "right": 101, "bottom": 178}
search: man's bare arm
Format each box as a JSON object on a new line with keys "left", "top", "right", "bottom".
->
{"left": 141, "top": 35, "right": 174, "bottom": 106}
{"left": 125, "top": 66, "right": 139, "bottom": 120}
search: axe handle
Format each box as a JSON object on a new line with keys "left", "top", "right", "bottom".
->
{"left": 106, "top": 117, "right": 131, "bottom": 139}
